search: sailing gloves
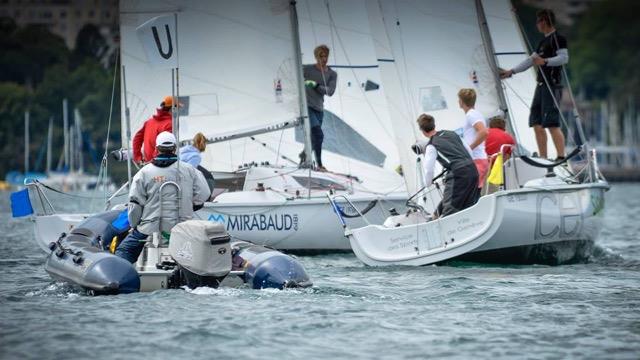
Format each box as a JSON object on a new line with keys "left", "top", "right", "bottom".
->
{"left": 304, "top": 80, "right": 318, "bottom": 88}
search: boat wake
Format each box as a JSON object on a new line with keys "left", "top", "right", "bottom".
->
{"left": 589, "top": 245, "right": 639, "bottom": 267}
{"left": 25, "top": 282, "right": 82, "bottom": 298}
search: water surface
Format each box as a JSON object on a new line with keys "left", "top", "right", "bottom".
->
{"left": 1, "top": 184, "right": 638, "bottom": 359}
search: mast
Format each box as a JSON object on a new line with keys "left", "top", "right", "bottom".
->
{"left": 475, "top": 0, "right": 514, "bottom": 134}
{"left": 289, "top": 0, "right": 313, "bottom": 167}
{"left": 24, "top": 111, "right": 29, "bottom": 174}
{"left": 75, "top": 108, "right": 84, "bottom": 173}
{"left": 46, "top": 117, "right": 53, "bottom": 175}
{"left": 172, "top": 12, "right": 180, "bottom": 148}
{"left": 69, "top": 119, "right": 75, "bottom": 173}
{"left": 122, "top": 65, "right": 133, "bottom": 183}
{"left": 62, "top": 98, "right": 69, "bottom": 171}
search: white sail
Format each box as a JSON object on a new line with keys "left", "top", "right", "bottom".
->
{"left": 365, "top": 0, "right": 504, "bottom": 194}
{"left": 297, "top": 0, "right": 404, "bottom": 190}
{"left": 121, "top": 0, "right": 300, "bottom": 171}
{"left": 121, "top": 0, "right": 404, "bottom": 193}
{"left": 481, "top": 0, "right": 538, "bottom": 156}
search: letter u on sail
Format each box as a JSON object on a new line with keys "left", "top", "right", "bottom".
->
{"left": 136, "top": 14, "right": 178, "bottom": 68}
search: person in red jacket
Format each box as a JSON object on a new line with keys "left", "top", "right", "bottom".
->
{"left": 485, "top": 116, "right": 516, "bottom": 164}
{"left": 132, "top": 96, "right": 174, "bottom": 164}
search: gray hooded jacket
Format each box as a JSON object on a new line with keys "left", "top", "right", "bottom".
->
{"left": 128, "top": 159, "right": 211, "bottom": 235}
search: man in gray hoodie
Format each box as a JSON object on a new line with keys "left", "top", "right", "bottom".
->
{"left": 115, "top": 132, "right": 211, "bottom": 263}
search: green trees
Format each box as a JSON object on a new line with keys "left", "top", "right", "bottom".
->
{"left": 0, "top": 18, "right": 121, "bottom": 180}
{"left": 570, "top": 0, "right": 640, "bottom": 101}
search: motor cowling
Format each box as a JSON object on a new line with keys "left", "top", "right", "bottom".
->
{"left": 169, "top": 220, "right": 232, "bottom": 288}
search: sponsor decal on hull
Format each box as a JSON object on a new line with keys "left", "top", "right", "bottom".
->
{"left": 208, "top": 213, "right": 299, "bottom": 232}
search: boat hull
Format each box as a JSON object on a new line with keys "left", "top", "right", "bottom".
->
{"left": 346, "top": 182, "right": 609, "bottom": 266}
{"left": 461, "top": 183, "right": 608, "bottom": 264}
{"left": 42, "top": 211, "right": 312, "bottom": 294}
{"left": 202, "top": 192, "right": 408, "bottom": 251}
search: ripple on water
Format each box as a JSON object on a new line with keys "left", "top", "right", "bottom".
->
{"left": 1, "top": 185, "right": 640, "bottom": 359}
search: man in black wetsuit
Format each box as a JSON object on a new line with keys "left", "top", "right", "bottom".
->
{"left": 416, "top": 114, "right": 479, "bottom": 217}
{"left": 500, "top": 9, "right": 568, "bottom": 161}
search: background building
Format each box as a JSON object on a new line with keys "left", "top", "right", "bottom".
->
{"left": 0, "top": 0, "right": 118, "bottom": 57}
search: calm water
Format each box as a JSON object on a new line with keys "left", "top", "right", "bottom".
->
{"left": 1, "top": 184, "right": 639, "bottom": 359}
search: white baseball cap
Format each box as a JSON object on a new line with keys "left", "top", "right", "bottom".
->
{"left": 156, "top": 131, "right": 177, "bottom": 148}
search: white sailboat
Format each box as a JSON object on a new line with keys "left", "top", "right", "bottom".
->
{"left": 27, "top": 0, "right": 408, "bottom": 252}
{"left": 43, "top": 99, "right": 113, "bottom": 192}
{"left": 330, "top": 0, "right": 609, "bottom": 266}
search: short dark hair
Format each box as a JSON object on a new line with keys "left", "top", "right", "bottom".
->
{"left": 489, "top": 117, "right": 506, "bottom": 130}
{"left": 536, "top": 9, "right": 555, "bottom": 27}
{"left": 416, "top": 114, "right": 435, "bottom": 132}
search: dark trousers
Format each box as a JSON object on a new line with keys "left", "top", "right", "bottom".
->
{"left": 115, "top": 229, "right": 148, "bottom": 263}
{"left": 437, "top": 164, "right": 479, "bottom": 217}
{"left": 311, "top": 126, "right": 324, "bottom": 167}
{"left": 308, "top": 107, "right": 325, "bottom": 167}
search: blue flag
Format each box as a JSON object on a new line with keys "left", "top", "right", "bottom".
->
{"left": 10, "top": 189, "right": 34, "bottom": 218}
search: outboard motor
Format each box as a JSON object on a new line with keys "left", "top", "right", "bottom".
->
{"left": 169, "top": 220, "right": 232, "bottom": 289}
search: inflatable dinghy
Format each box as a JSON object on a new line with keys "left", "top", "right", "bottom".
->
{"left": 44, "top": 210, "right": 312, "bottom": 295}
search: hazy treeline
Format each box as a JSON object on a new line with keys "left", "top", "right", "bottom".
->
{"left": 0, "top": 17, "right": 123, "bottom": 180}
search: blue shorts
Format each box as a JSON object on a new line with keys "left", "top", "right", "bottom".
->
{"left": 529, "top": 83, "right": 562, "bottom": 128}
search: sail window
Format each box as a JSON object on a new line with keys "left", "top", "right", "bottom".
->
{"left": 420, "top": 86, "right": 447, "bottom": 111}
{"left": 291, "top": 176, "right": 347, "bottom": 191}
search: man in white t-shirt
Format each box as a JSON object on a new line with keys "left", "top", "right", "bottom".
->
{"left": 458, "top": 88, "right": 488, "bottom": 190}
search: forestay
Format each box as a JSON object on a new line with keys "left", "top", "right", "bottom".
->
{"left": 482, "top": 0, "right": 538, "bottom": 156}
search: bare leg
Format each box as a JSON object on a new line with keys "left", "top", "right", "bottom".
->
{"left": 548, "top": 127, "right": 565, "bottom": 158}
{"left": 533, "top": 125, "right": 547, "bottom": 158}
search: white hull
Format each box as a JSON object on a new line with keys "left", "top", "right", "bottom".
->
{"left": 30, "top": 183, "right": 408, "bottom": 253}
{"left": 199, "top": 191, "right": 407, "bottom": 251}
{"left": 347, "top": 181, "right": 609, "bottom": 266}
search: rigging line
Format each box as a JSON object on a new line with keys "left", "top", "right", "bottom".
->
{"left": 275, "top": 129, "right": 286, "bottom": 166}
{"left": 304, "top": 0, "right": 320, "bottom": 46}
{"left": 249, "top": 135, "right": 297, "bottom": 166}
{"left": 93, "top": 48, "right": 120, "bottom": 209}
{"left": 171, "top": 6, "right": 292, "bottom": 43}
{"left": 373, "top": 1, "right": 412, "bottom": 125}
{"left": 553, "top": 42, "right": 587, "bottom": 146}
{"left": 228, "top": 141, "right": 233, "bottom": 171}
{"left": 242, "top": 167, "right": 300, "bottom": 181}
{"left": 500, "top": 81, "right": 526, "bottom": 148}
{"left": 325, "top": 0, "right": 395, "bottom": 141}
{"left": 510, "top": 7, "right": 573, "bottom": 144}
{"left": 325, "top": 0, "right": 351, "bottom": 174}
{"left": 36, "top": 180, "right": 126, "bottom": 200}
{"left": 386, "top": 0, "right": 419, "bottom": 135}
{"left": 353, "top": 180, "right": 407, "bottom": 197}
{"left": 240, "top": 137, "right": 248, "bottom": 169}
